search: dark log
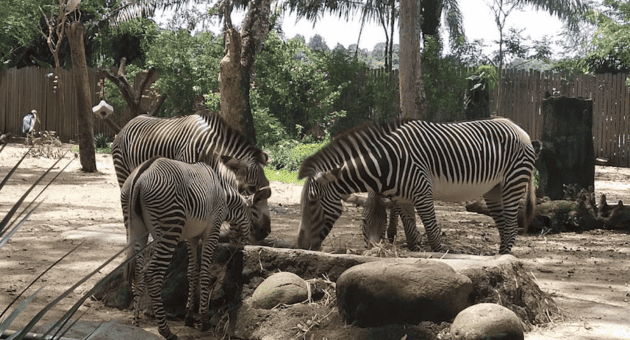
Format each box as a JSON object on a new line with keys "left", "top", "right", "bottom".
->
{"left": 537, "top": 96, "right": 595, "bottom": 200}
{"left": 466, "top": 191, "right": 630, "bottom": 233}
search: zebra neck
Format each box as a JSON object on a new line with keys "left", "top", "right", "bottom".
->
{"left": 197, "top": 114, "right": 251, "bottom": 161}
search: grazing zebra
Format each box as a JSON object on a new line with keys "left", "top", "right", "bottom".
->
{"left": 122, "top": 155, "right": 271, "bottom": 340}
{"left": 361, "top": 190, "right": 400, "bottom": 247}
{"left": 296, "top": 117, "right": 536, "bottom": 254}
{"left": 112, "top": 111, "right": 271, "bottom": 235}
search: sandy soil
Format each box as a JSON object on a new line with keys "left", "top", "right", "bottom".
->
{"left": 1, "top": 143, "right": 629, "bottom": 339}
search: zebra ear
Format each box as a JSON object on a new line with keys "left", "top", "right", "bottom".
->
{"left": 221, "top": 155, "right": 247, "bottom": 172}
{"left": 254, "top": 186, "right": 272, "bottom": 202}
{"left": 262, "top": 151, "right": 271, "bottom": 165}
{"left": 313, "top": 168, "right": 341, "bottom": 185}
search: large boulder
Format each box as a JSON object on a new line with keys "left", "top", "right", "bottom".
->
{"left": 336, "top": 260, "right": 473, "bottom": 327}
{"left": 250, "top": 271, "right": 308, "bottom": 309}
{"left": 450, "top": 303, "right": 524, "bottom": 340}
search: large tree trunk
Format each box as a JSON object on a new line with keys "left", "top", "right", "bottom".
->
{"left": 67, "top": 21, "right": 96, "bottom": 172}
{"left": 217, "top": 0, "right": 272, "bottom": 145}
{"left": 219, "top": 28, "right": 256, "bottom": 144}
{"left": 399, "top": 0, "right": 427, "bottom": 119}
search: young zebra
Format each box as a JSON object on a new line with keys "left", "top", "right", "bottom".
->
{"left": 121, "top": 155, "right": 271, "bottom": 340}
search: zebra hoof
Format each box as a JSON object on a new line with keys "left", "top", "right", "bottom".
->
{"left": 184, "top": 314, "right": 195, "bottom": 328}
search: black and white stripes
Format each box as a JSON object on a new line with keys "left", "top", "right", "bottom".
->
{"left": 112, "top": 111, "right": 271, "bottom": 238}
{"left": 296, "top": 117, "right": 536, "bottom": 254}
{"left": 121, "top": 156, "right": 268, "bottom": 340}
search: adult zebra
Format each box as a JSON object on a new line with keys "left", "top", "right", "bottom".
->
{"left": 112, "top": 111, "right": 271, "bottom": 238}
{"left": 296, "top": 117, "right": 536, "bottom": 254}
{"left": 122, "top": 155, "right": 270, "bottom": 340}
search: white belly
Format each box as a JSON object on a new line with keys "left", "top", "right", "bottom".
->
{"left": 431, "top": 176, "right": 500, "bottom": 202}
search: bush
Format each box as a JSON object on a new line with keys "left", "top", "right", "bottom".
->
{"left": 264, "top": 139, "right": 330, "bottom": 172}
{"left": 145, "top": 30, "right": 223, "bottom": 115}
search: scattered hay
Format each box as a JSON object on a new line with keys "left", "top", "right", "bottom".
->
{"left": 26, "top": 131, "right": 66, "bottom": 159}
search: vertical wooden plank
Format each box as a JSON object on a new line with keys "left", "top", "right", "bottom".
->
{"left": 0, "top": 69, "right": 6, "bottom": 133}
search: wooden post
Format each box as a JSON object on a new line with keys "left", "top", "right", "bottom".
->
{"left": 537, "top": 95, "right": 594, "bottom": 200}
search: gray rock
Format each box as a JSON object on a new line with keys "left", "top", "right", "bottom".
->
{"left": 336, "top": 260, "right": 473, "bottom": 327}
{"left": 450, "top": 303, "right": 524, "bottom": 340}
{"left": 250, "top": 271, "right": 308, "bottom": 309}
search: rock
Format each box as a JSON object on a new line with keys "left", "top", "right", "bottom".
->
{"left": 450, "top": 303, "right": 524, "bottom": 340}
{"left": 336, "top": 260, "right": 473, "bottom": 327}
{"left": 250, "top": 271, "right": 308, "bottom": 309}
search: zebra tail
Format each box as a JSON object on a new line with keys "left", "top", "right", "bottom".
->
{"left": 522, "top": 174, "right": 536, "bottom": 235}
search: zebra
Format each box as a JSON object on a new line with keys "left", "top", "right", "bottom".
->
{"left": 295, "top": 117, "right": 536, "bottom": 254}
{"left": 112, "top": 111, "right": 271, "bottom": 237}
{"left": 122, "top": 155, "right": 271, "bottom": 340}
{"left": 361, "top": 190, "right": 400, "bottom": 247}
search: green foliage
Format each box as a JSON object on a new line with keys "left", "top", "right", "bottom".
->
{"left": 581, "top": 0, "right": 630, "bottom": 74}
{"left": 144, "top": 30, "right": 223, "bottom": 115}
{"left": 264, "top": 167, "right": 305, "bottom": 185}
{"left": 253, "top": 31, "right": 345, "bottom": 138}
{"left": 92, "top": 17, "right": 159, "bottom": 67}
{"left": 469, "top": 65, "right": 498, "bottom": 93}
{"left": 264, "top": 139, "right": 330, "bottom": 172}
{"left": 421, "top": 36, "right": 469, "bottom": 122}
{"left": 321, "top": 50, "right": 398, "bottom": 135}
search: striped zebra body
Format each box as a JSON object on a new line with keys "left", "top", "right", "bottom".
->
{"left": 113, "top": 112, "right": 271, "bottom": 236}
{"left": 121, "top": 156, "right": 269, "bottom": 340}
{"left": 297, "top": 117, "right": 536, "bottom": 254}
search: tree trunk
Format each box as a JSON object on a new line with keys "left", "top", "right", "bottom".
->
{"left": 217, "top": 0, "right": 272, "bottom": 145}
{"left": 537, "top": 95, "right": 594, "bottom": 200}
{"left": 399, "top": 0, "right": 427, "bottom": 119}
{"left": 67, "top": 21, "right": 96, "bottom": 172}
{"left": 219, "top": 28, "right": 256, "bottom": 144}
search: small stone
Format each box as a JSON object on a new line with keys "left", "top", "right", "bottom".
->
{"left": 451, "top": 303, "right": 524, "bottom": 340}
{"left": 250, "top": 272, "right": 308, "bottom": 309}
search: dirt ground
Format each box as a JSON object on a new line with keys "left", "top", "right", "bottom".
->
{"left": 1, "top": 143, "right": 629, "bottom": 340}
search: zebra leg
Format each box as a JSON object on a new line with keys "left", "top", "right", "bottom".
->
{"left": 199, "top": 221, "right": 222, "bottom": 332}
{"left": 131, "top": 242, "right": 146, "bottom": 327}
{"left": 413, "top": 197, "right": 447, "bottom": 253}
{"left": 396, "top": 202, "right": 423, "bottom": 251}
{"left": 484, "top": 184, "right": 507, "bottom": 254}
{"left": 184, "top": 239, "right": 200, "bottom": 328}
{"left": 386, "top": 203, "right": 400, "bottom": 243}
{"left": 146, "top": 233, "right": 180, "bottom": 340}
{"left": 499, "top": 179, "right": 529, "bottom": 254}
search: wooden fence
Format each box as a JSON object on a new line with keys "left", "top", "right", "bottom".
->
{"left": 0, "top": 66, "right": 142, "bottom": 143}
{"left": 2, "top": 67, "right": 629, "bottom": 167}
{"left": 493, "top": 69, "right": 630, "bottom": 168}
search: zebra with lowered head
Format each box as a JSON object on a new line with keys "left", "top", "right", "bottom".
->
{"left": 122, "top": 154, "right": 271, "bottom": 340}
{"left": 295, "top": 117, "right": 536, "bottom": 254}
{"left": 112, "top": 111, "right": 271, "bottom": 238}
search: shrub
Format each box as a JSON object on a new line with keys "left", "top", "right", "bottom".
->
{"left": 264, "top": 139, "right": 330, "bottom": 172}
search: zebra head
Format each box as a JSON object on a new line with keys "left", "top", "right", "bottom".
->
{"left": 217, "top": 153, "right": 272, "bottom": 238}
{"left": 247, "top": 186, "right": 272, "bottom": 241}
{"left": 296, "top": 168, "right": 343, "bottom": 250}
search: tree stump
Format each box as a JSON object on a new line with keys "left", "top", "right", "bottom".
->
{"left": 537, "top": 95, "right": 594, "bottom": 200}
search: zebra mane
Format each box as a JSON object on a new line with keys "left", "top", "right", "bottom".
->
{"left": 200, "top": 151, "right": 238, "bottom": 188}
{"left": 198, "top": 111, "right": 267, "bottom": 164}
{"left": 298, "top": 118, "right": 415, "bottom": 179}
